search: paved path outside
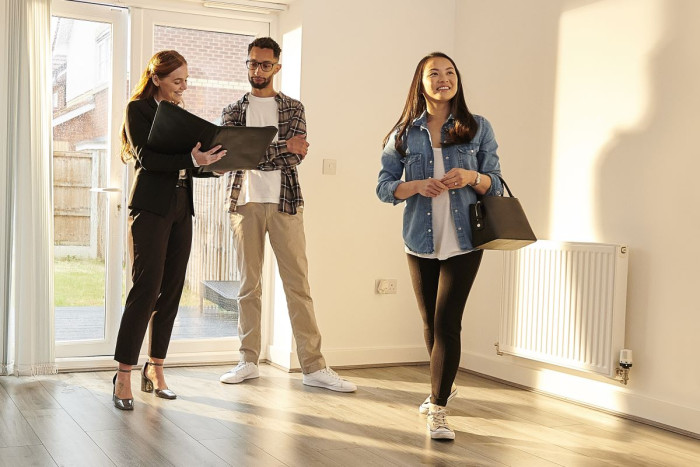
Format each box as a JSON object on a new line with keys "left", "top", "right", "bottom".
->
{"left": 55, "top": 304, "right": 238, "bottom": 341}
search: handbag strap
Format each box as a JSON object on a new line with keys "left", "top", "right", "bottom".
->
{"left": 496, "top": 175, "right": 515, "bottom": 198}
{"left": 474, "top": 175, "right": 514, "bottom": 198}
{"left": 470, "top": 175, "right": 517, "bottom": 229}
{"left": 469, "top": 175, "right": 515, "bottom": 226}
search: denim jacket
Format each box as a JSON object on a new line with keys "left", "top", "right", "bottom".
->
{"left": 376, "top": 113, "right": 503, "bottom": 254}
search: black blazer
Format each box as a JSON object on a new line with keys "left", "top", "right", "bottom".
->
{"left": 124, "top": 98, "right": 213, "bottom": 217}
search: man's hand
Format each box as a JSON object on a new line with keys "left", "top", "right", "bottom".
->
{"left": 286, "top": 134, "right": 309, "bottom": 159}
{"left": 191, "top": 142, "right": 226, "bottom": 166}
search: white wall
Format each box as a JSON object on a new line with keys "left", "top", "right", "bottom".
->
{"left": 275, "top": 0, "right": 458, "bottom": 366}
{"left": 275, "top": 0, "right": 699, "bottom": 435}
{"left": 454, "top": 0, "right": 700, "bottom": 435}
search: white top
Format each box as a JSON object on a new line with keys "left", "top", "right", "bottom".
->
{"left": 408, "top": 147, "right": 464, "bottom": 260}
{"left": 238, "top": 94, "right": 281, "bottom": 205}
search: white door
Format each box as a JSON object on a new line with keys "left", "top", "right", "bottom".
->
{"left": 52, "top": 0, "right": 128, "bottom": 359}
{"left": 129, "top": 8, "right": 270, "bottom": 364}
{"left": 52, "top": 1, "right": 272, "bottom": 365}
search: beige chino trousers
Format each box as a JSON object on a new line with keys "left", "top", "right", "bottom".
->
{"left": 230, "top": 203, "right": 326, "bottom": 374}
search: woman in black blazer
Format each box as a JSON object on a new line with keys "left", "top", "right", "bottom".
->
{"left": 112, "top": 50, "right": 225, "bottom": 410}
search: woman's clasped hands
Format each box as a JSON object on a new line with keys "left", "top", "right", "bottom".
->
{"left": 416, "top": 178, "right": 448, "bottom": 197}
{"left": 417, "top": 168, "right": 474, "bottom": 197}
{"left": 441, "top": 168, "right": 473, "bottom": 189}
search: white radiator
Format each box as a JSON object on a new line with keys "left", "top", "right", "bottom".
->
{"left": 498, "top": 241, "right": 629, "bottom": 378}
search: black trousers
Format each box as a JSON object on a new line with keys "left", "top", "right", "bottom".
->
{"left": 114, "top": 188, "right": 192, "bottom": 365}
{"left": 406, "top": 250, "right": 483, "bottom": 406}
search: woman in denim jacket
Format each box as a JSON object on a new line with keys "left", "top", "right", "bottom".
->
{"left": 376, "top": 52, "right": 503, "bottom": 440}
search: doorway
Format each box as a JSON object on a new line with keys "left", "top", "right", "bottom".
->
{"left": 52, "top": 0, "right": 271, "bottom": 365}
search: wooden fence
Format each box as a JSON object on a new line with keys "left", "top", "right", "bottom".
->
{"left": 185, "top": 176, "right": 240, "bottom": 293}
{"left": 53, "top": 149, "right": 106, "bottom": 258}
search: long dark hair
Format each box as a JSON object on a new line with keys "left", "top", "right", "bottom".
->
{"left": 119, "top": 50, "right": 187, "bottom": 163}
{"left": 383, "top": 52, "right": 477, "bottom": 156}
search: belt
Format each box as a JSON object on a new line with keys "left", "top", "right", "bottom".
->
{"left": 175, "top": 179, "right": 189, "bottom": 188}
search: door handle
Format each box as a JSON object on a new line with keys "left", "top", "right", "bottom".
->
{"left": 90, "top": 187, "right": 122, "bottom": 193}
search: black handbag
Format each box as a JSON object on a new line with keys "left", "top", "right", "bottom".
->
{"left": 469, "top": 176, "right": 536, "bottom": 250}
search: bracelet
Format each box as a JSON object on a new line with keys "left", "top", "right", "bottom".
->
{"left": 470, "top": 172, "right": 481, "bottom": 187}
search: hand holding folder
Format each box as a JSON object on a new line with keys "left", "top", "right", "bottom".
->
{"left": 147, "top": 101, "right": 278, "bottom": 171}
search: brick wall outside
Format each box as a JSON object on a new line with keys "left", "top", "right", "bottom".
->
{"left": 53, "top": 27, "right": 254, "bottom": 149}
{"left": 154, "top": 26, "right": 253, "bottom": 122}
{"left": 51, "top": 25, "right": 256, "bottom": 256}
{"left": 53, "top": 87, "right": 110, "bottom": 146}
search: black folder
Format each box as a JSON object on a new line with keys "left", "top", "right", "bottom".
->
{"left": 147, "top": 100, "right": 278, "bottom": 171}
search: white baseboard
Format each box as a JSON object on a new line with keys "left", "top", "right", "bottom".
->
{"left": 56, "top": 351, "right": 237, "bottom": 372}
{"left": 461, "top": 350, "right": 700, "bottom": 437}
{"left": 264, "top": 345, "right": 427, "bottom": 371}
{"left": 320, "top": 346, "right": 428, "bottom": 368}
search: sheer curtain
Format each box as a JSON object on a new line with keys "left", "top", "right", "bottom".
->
{"left": 1, "top": 0, "right": 56, "bottom": 376}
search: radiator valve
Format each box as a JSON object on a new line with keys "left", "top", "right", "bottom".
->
{"left": 494, "top": 342, "right": 503, "bottom": 356}
{"left": 615, "top": 349, "right": 633, "bottom": 385}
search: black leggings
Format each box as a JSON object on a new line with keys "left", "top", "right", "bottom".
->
{"left": 407, "top": 250, "right": 483, "bottom": 406}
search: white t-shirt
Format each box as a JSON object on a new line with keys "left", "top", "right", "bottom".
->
{"left": 238, "top": 94, "right": 281, "bottom": 205}
{"left": 408, "top": 147, "right": 464, "bottom": 260}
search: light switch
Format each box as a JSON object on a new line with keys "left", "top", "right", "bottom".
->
{"left": 322, "top": 159, "right": 337, "bottom": 175}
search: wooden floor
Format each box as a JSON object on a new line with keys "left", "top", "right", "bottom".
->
{"left": 1, "top": 364, "right": 698, "bottom": 466}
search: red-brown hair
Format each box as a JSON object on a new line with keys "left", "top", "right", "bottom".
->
{"left": 119, "top": 50, "right": 187, "bottom": 163}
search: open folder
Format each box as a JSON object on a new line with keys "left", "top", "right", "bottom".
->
{"left": 147, "top": 100, "right": 278, "bottom": 171}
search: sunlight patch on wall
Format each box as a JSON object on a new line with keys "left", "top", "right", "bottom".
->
{"left": 550, "top": 0, "right": 662, "bottom": 240}
{"left": 281, "top": 27, "right": 302, "bottom": 99}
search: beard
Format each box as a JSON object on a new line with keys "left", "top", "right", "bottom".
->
{"left": 249, "top": 75, "right": 271, "bottom": 90}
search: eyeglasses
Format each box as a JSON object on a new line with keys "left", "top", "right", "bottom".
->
{"left": 245, "top": 60, "right": 277, "bottom": 72}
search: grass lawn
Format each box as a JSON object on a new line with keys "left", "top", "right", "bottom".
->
{"left": 54, "top": 256, "right": 200, "bottom": 307}
{"left": 54, "top": 257, "right": 106, "bottom": 307}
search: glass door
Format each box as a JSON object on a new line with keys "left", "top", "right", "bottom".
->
{"left": 52, "top": 0, "right": 128, "bottom": 358}
{"left": 131, "top": 8, "right": 269, "bottom": 361}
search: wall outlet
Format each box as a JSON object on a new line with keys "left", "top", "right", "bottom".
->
{"left": 376, "top": 279, "right": 397, "bottom": 294}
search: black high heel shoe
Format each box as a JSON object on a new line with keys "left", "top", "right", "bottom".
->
{"left": 141, "top": 361, "right": 177, "bottom": 400}
{"left": 112, "top": 369, "right": 134, "bottom": 411}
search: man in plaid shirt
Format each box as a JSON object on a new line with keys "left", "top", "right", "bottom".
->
{"left": 218, "top": 37, "right": 356, "bottom": 393}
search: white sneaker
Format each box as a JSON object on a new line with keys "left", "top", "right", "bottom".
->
{"left": 302, "top": 367, "right": 357, "bottom": 392}
{"left": 427, "top": 404, "right": 455, "bottom": 440}
{"left": 419, "top": 384, "right": 457, "bottom": 414}
{"left": 219, "top": 361, "right": 259, "bottom": 384}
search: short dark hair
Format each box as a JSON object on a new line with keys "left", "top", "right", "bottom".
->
{"left": 248, "top": 37, "right": 281, "bottom": 58}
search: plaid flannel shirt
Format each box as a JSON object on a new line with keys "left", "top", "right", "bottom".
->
{"left": 222, "top": 92, "right": 306, "bottom": 215}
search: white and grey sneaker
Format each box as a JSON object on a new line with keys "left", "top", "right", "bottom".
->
{"left": 427, "top": 404, "right": 455, "bottom": 440}
{"left": 302, "top": 367, "right": 357, "bottom": 392}
{"left": 419, "top": 384, "right": 457, "bottom": 414}
{"left": 219, "top": 361, "right": 259, "bottom": 384}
